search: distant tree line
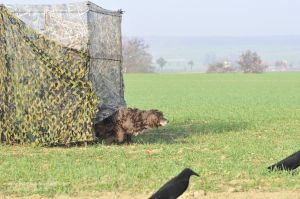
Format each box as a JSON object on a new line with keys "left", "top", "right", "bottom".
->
{"left": 207, "top": 50, "right": 268, "bottom": 73}
{"left": 206, "top": 51, "right": 298, "bottom": 73}
{"left": 123, "top": 38, "right": 283, "bottom": 74}
{"left": 123, "top": 38, "right": 195, "bottom": 73}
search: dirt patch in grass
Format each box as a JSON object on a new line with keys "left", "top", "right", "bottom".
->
{"left": 2, "top": 191, "right": 300, "bottom": 199}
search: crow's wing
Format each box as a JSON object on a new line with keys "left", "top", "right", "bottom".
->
{"left": 149, "top": 177, "right": 189, "bottom": 199}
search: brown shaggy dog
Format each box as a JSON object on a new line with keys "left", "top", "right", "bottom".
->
{"left": 94, "top": 107, "right": 168, "bottom": 144}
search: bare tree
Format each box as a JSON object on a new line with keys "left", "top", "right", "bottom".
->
{"left": 156, "top": 57, "right": 167, "bottom": 71}
{"left": 238, "top": 50, "right": 268, "bottom": 73}
{"left": 188, "top": 60, "right": 194, "bottom": 71}
{"left": 122, "top": 38, "right": 154, "bottom": 73}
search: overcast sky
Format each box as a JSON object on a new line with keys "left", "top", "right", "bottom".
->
{"left": 1, "top": 0, "right": 300, "bottom": 37}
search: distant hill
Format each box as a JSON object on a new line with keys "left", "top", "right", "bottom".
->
{"left": 143, "top": 36, "right": 300, "bottom": 72}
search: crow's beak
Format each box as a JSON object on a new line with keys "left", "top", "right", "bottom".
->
{"left": 193, "top": 171, "right": 200, "bottom": 177}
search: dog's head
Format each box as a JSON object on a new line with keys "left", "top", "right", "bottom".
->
{"left": 146, "top": 109, "right": 168, "bottom": 128}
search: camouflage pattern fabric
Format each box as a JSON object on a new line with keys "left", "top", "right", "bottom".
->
{"left": 0, "top": 2, "right": 125, "bottom": 145}
{"left": 0, "top": 2, "right": 126, "bottom": 145}
{"left": 5, "top": 1, "right": 126, "bottom": 124}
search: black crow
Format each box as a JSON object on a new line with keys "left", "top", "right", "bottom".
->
{"left": 268, "top": 149, "right": 300, "bottom": 171}
{"left": 149, "top": 168, "right": 199, "bottom": 199}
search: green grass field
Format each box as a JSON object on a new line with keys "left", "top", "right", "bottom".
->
{"left": 1, "top": 72, "right": 300, "bottom": 197}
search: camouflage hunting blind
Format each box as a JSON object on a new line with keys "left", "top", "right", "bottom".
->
{"left": 0, "top": 2, "right": 126, "bottom": 145}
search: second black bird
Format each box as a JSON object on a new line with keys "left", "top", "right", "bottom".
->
{"left": 268, "top": 149, "right": 300, "bottom": 171}
{"left": 149, "top": 168, "right": 199, "bottom": 199}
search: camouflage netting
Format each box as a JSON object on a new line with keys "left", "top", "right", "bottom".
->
{"left": 0, "top": 2, "right": 126, "bottom": 145}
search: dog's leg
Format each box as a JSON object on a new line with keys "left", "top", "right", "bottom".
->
{"left": 103, "top": 137, "right": 115, "bottom": 145}
{"left": 116, "top": 129, "right": 125, "bottom": 143}
{"left": 125, "top": 134, "right": 133, "bottom": 144}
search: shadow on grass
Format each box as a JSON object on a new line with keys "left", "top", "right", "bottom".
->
{"left": 133, "top": 121, "right": 249, "bottom": 144}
